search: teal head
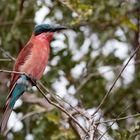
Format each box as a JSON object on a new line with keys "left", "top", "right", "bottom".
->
{"left": 34, "top": 24, "right": 67, "bottom": 36}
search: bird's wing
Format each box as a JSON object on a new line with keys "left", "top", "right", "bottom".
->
{"left": 9, "top": 42, "right": 33, "bottom": 90}
{"left": 5, "top": 42, "right": 33, "bottom": 105}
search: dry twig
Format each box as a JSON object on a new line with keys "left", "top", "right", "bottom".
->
{"left": 0, "top": 69, "right": 89, "bottom": 137}
{"left": 92, "top": 45, "right": 140, "bottom": 117}
{"left": 0, "top": 48, "right": 16, "bottom": 61}
{"left": 35, "top": 82, "right": 89, "bottom": 136}
{"left": 98, "top": 103, "right": 132, "bottom": 139}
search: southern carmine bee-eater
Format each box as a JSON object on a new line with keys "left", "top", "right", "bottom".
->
{"left": 1, "top": 24, "right": 67, "bottom": 135}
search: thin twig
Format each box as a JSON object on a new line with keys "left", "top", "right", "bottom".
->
{"left": 95, "top": 113, "right": 140, "bottom": 125}
{"left": 0, "top": 69, "right": 25, "bottom": 75}
{"left": 93, "top": 118, "right": 101, "bottom": 140}
{"left": 0, "top": 69, "right": 88, "bottom": 136}
{"left": 5, "top": 110, "right": 46, "bottom": 135}
{"left": 35, "top": 83, "right": 89, "bottom": 136}
{"left": 0, "top": 59, "right": 12, "bottom": 62}
{"left": 92, "top": 44, "right": 140, "bottom": 117}
{"left": 89, "top": 118, "right": 95, "bottom": 140}
{"left": 22, "top": 110, "right": 46, "bottom": 121}
{"left": 69, "top": 118, "right": 85, "bottom": 139}
{"left": 98, "top": 103, "right": 133, "bottom": 140}
{"left": 38, "top": 81, "right": 89, "bottom": 120}
{"left": 75, "top": 59, "right": 140, "bottom": 95}
{"left": 0, "top": 48, "right": 16, "bottom": 61}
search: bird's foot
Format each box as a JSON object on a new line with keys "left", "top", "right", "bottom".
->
{"left": 27, "top": 74, "right": 37, "bottom": 86}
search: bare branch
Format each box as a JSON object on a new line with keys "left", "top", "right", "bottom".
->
{"left": 35, "top": 82, "right": 89, "bottom": 136}
{"left": 69, "top": 118, "right": 84, "bottom": 139}
{"left": 0, "top": 69, "right": 25, "bottom": 75}
{"left": 93, "top": 120, "right": 100, "bottom": 140}
{"left": 92, "top": 44, "right": 140, "bottom": 117}
{"left": 0, "top": 69, "right": 88, "bottom": 137}
{"left": 95, "top": 113, "right": 140, "bottom": 125}
{"left": 22, "top": 93, "right": 54, "bottom": 111}
{"left": 0, "top": 59, "right": 12, "bottom": 62}
{"left": 98, "top": 103, "right": 132, "bottom": 140}
{"left": 0, "top": 48, "right": 16, "bottom": 61}
{"left": 5, "top": 110, "right": 46, "bottom": 135}
{"left": 38, "top": 81, "right": 90, "bottom": 120}
{"left": 75, "top": 59, "right": 140, "bottom": 95}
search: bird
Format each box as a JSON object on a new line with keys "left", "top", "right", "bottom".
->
{"left": 1, "top": 24, "right": 67, "bottom": 135}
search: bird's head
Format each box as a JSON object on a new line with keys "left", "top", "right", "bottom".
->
{"left": 34, "top": 24, "right": 67, "bottom": 41}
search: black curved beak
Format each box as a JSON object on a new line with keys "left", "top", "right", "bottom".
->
{"left": 52, "top": 26, "right": 68, "bottom": 32}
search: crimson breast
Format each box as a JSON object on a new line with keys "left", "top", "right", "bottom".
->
{"left": 19, "top": 39, "right": 50, "bottom": 80}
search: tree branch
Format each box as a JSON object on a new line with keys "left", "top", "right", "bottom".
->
{"left": 35, "top": 82, "right": 89, "bottom": 136}
{"left": 0, "top": 48, "right": 16, "bottom": 61}
{"left": 0, "top": 69, "right": 89, "bottom": 137}
{"left": 92, "top": 44, "right": 140, "bottom": 117}
{"left": 95, "top": 113, "right": 140, "bottom": 125}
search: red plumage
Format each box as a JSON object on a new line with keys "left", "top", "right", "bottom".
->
{"left": 10, "top": 32, "right": 53, "bottom": 89}
{"left": 1, "top": 32, "right": 53, "bottom": 135}
{"left": 9, "top": 42, "right": 33, "bottom": 90}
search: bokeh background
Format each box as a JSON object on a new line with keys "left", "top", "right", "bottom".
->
{"left": 0, "top": 0, "right": 140, "bottom": 139}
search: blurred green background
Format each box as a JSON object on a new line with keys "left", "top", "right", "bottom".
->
{"left": 0, "top": 0, "right": 140, "bottom": 139}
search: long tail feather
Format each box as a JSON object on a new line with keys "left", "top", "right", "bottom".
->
{"left": 1, "top": 75, "right": 29, "bottom": 135}
{"left": 1, "top": 99, "right": 12, "bottom": 135}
